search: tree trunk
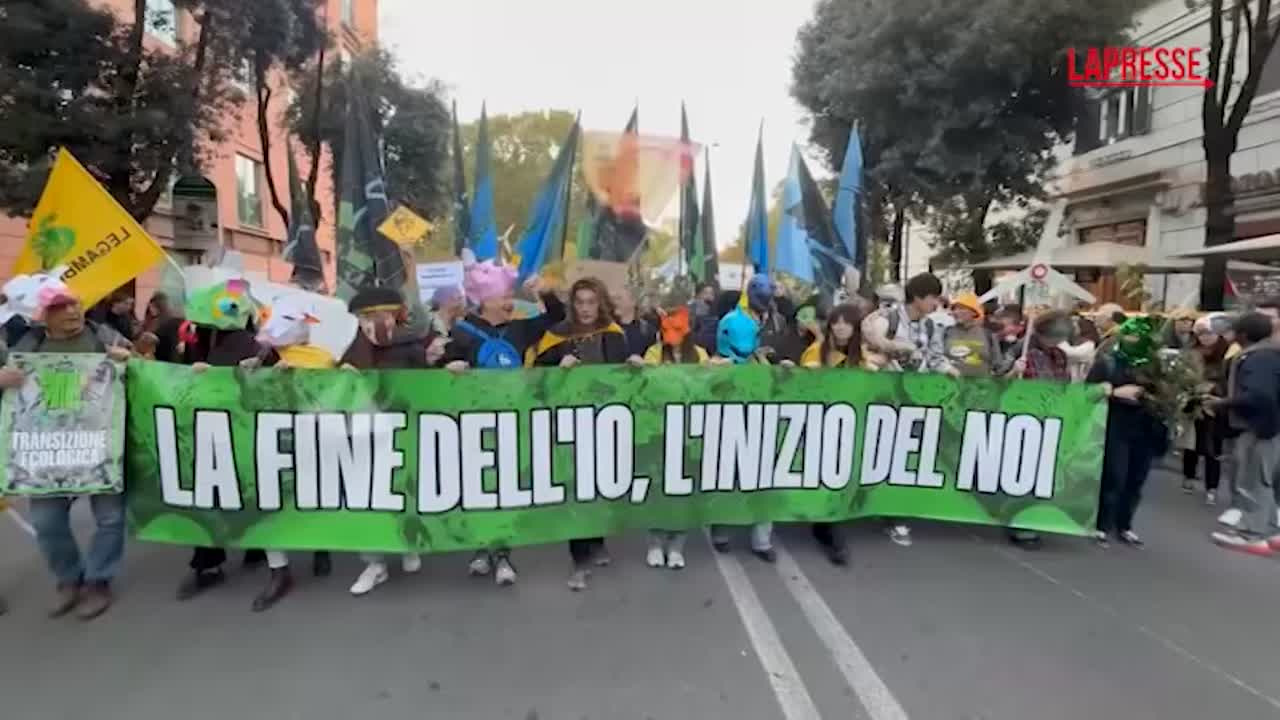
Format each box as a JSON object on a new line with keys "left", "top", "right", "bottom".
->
{"left": 1199, "top": 139, "right": 1235, "bottom": 309}
{"left": 305, "top": 5, "right": 328, "bottom": 223}
{"left": 888, "top": 204, "right": 906, "bottom": 282}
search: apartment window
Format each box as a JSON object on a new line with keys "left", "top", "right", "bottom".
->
{"left": 1080, "top": 221, "right": 1147, "bottom": 247}
{"left": 145, "top": 0, "right": 177, "bottom": 46}
{"left": 341, "top": 0, "right": 355, "bottom": 26}
{"left": 235, "top": 154, "right": 264, "bottom": 229}
{"left": 1074, "top": 86, "right": 1151, "bottom": 154}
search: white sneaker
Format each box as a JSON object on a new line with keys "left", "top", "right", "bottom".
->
{"left": 468, "top": 552, "right": 492, "bottom": 576}
{"left": 350, "top": 563, "right": 388, "bottom": 595}
{"left": 887, "top": 525, "right": 913, "bottom": 547}
{"left": 1205, "top": 491, "right": 1217, "bottom": 506}
{"left": 401, "top": 554, "right": 422, "bottom": 573}
{"left": 1218, "top": 508, "right": 1243, "bottom": 527}
{"left": 645, "top": 546, "right": 666, "bottom": 568}
{"left": 494, "top": 558, "right": 517, "bottom": 586}
{"left": 666, "top": 550, "right": 686, "bottom": 570}
{"left": 567, "top": 569, "right": 589, "bottom": 591}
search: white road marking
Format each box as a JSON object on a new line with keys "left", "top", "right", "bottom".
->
{"left": 708, "top": 533, "right": 822, "bottom": 720}
{"left": 773, "top": 541, "right": 911, "bottom": 720}
{"left": 6, "top": 506, "right": 35, "bottom": 537}
{"left": 977, "top": 534, "right": 1280, "bottom": 714}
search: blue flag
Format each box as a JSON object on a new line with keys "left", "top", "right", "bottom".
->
{"left": 833, "top": 124, "right": 863, "bottom": 266}
{"left": 469, "top": 103, "right": 499, "bottom": 260}
{"left": 516, "top": 118, "right": 580, "bottom": 281}
{"left": 775, "top": 145, "right": 814, "bottom": 283}
{"left": 745, "top": 127, "right": 768, "bottom": 275}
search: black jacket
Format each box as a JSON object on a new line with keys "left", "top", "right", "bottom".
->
{"left": 443, "top": 292, "right": 565, "bottom": 367}
{"left": 1086, "top": 351, "right": 1169, "bottom": 451}
{"left": 1224, "top": 345, "right": 1280, "bottom": 439}
{"left": 532, "top": 321, "right": 629, "bottom": 367}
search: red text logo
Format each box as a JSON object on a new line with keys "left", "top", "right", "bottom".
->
{"left": 1067, "top": 47, "right": 1213, "bottom": 88}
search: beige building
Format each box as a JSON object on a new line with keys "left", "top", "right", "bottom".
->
{"left": 1040, "top": 0, "right": 1280, "bottom": 307}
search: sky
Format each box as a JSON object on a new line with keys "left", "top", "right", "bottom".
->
{"left": 380, "top": 0, "right": 823, "bottom": 248}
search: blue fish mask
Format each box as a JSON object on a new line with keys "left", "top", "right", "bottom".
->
{"left": 747, "top": 275, "right": 775, "bottom": 314}
{"left": 717, "top": 308, "right": 760, "bottom": 364}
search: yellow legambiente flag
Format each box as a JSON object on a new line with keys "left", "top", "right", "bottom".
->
{"left": 13, "top": 149, "right": 167, "bottom": 306}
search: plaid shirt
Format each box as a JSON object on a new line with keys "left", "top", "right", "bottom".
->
{"left": 885, "top": 304, "right": 950, "bottom": 374}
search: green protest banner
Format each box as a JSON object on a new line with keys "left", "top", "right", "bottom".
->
{"left": 1, "top": 353, "right": 125, "bottom": 496}
{"left": 125, "top": 361, "right": 1108, "bottom": 552}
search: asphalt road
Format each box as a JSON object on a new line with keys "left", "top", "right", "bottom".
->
{"left": 3, "top": 465, "right": 1279, "bottom": 720}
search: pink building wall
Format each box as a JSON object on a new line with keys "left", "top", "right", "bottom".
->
{"left": 0, "top": 0, "right": 379, "bottom": 307}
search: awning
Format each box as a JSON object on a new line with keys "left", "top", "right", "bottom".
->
{"left": 1169, "top": 234, "right": 1280, "bottom": 262}
{"left": 967, "top": 241, "right": 1279, "bottom": 273}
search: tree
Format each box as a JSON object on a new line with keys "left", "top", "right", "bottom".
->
{"left": 926, "top": 201, "right": 1046, "bottom": 294}
{"left": 238, "top": 0, "right": 326, "bottom": 228}
{"left": 791, "top": 0, "right": 1136, "bottom": 279}
{"left": 0, "top": 0, "right": 261, "bottom": 220}
{"left": 287, "top": 46, "right": 451, "bottom": 224}
{"left": 443, "top": 109, "right": 590, "bottom": 258}
{"left": 1199, "top": 0, "right": 1279, "bottom": 310}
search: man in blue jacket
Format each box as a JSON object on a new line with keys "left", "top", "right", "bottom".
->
{"left": 1211, "top": 312, "right": 1280, "bottom": 556}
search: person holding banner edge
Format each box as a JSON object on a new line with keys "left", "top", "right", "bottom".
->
{"left": 173, "top": 279, "right": 272, "bottom": 601}
{"left": 342, "top": 286, "right": 439, "bottom": 596}
{"left": 0, "top": 282, "right": 132, "bottom": 620}
{"left": 443, "top": 255, "right": 565, "bottom": 587}
{"left": 532, "top": 277, "right": 628, "bottom": 591}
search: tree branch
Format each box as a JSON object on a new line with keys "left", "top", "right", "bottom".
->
{"left": 305, "top": 3, "right": 328, "bottom": 222}
{"left": 1227, "top": 0, "right": 1277, "bottom": 134}
{"left": 1221, "top": 0, "right": 1243, "bottom": 123}
{"left": 1205, "top": 0, "right": 1226, "bottom": 134}
{"left": 256, "top": 55, "right": 290, "bottom": 230}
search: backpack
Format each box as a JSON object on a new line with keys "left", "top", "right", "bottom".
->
{"left": 455, "top": 320, "right": 522, "bottom": 369}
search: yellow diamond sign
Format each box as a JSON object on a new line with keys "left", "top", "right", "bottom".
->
{"left": 377, "top": 206, "right": 434, "bottom": 246}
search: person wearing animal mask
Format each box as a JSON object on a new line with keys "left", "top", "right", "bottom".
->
{"left": 174, "top": 279, "right": 273, "bottom": 602}
{"left": 709, "top": 307, "right": 777, "bottom": 562}
{"left": 533, "top": 277, "right": 628, "bottom": 591}
{"left": 341, "top": 287, "right": 437, "bottom": 596}
{"left": 237, "top": 295, "right": 338, "bottom": 611}
{"left": 443, "top": 257, "right": 564, "bottom": 586}
{"left": 630, "top": 303, "right": 726, "bottom": 570}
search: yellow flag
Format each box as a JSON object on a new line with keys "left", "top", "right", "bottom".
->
{"left": 13, "top": 149, "right": 167, "bottom": 306}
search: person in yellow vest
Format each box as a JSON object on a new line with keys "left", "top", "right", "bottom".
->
{"left": 629, "top": 303, "right": 725, "bottom": 570}
{"left": 800, "top": 304, "right": 865, "bottom": 565}
{"left": 238, "top": 294, "right": 342, "bottom": 611}
{"left": 532, "top": 277, "right": 629, "bottom": 591}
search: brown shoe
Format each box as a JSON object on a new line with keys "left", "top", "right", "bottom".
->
{"left": 49, "top": 583, "right": 81, "bottom": 618}
{"left": 76, "top": 583, "right": 113, "bottom": 621}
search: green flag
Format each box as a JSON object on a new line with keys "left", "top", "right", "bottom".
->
{"left": 701, "top": 148, "right": 719, "bottom": 283}
{"left": 283, "top": 138, "right": 324, "bottom": 290}
{"left": 678, "top": 104, "right": 703, "bottom": 282}
{"left": 336, "top": 92, "right": 400, "bottom": 301}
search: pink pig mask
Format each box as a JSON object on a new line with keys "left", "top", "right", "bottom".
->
{"left": 463, "top": 257, "right": 517, "bottom": 321}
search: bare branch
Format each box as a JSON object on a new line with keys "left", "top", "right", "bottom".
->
{"left": 1227, "top": 0, "right": 1278, "bottom": 134}
{"left": 256, "top": 61, "right": 289, "bottom": 231}
{"left": 1221, "top": 0, "right": 1243, "bottom": 121}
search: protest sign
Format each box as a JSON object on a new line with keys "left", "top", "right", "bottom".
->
{"left": 125, "top": 362, "right": 1107, "bottom": 552}
{"left": 1, "top": 353, "right": 125, "bottom": 496}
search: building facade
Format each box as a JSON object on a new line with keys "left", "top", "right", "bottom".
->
{"left": 0, "top": 0, "right": 379, "bottom": 303}
{"left": 1043, "top": 0, "right": 1280, "bottom": 307}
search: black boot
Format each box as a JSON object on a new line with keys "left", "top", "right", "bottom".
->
{"left": 243, "top": 549, "right": 267, "bottom": 569}
{"left": 176, "top": 568, "right": 225, "bottom": 601}
{"left": 312, "top": 551, "right": 332, "bottom": 577}
{"left": 252, "top": 568, "right": 294, "bottom": 612}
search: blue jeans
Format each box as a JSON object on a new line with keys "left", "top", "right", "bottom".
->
{"left": 28, "top": 493, "right": 126, "bottom": 586}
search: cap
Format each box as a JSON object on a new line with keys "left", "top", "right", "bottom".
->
{"left": 348, "top": 287, "right": 405, "bottom": 315}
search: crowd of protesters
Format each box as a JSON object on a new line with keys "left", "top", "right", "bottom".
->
{"left": 2, "top": 261, "right": 1279, "bottom": 622}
